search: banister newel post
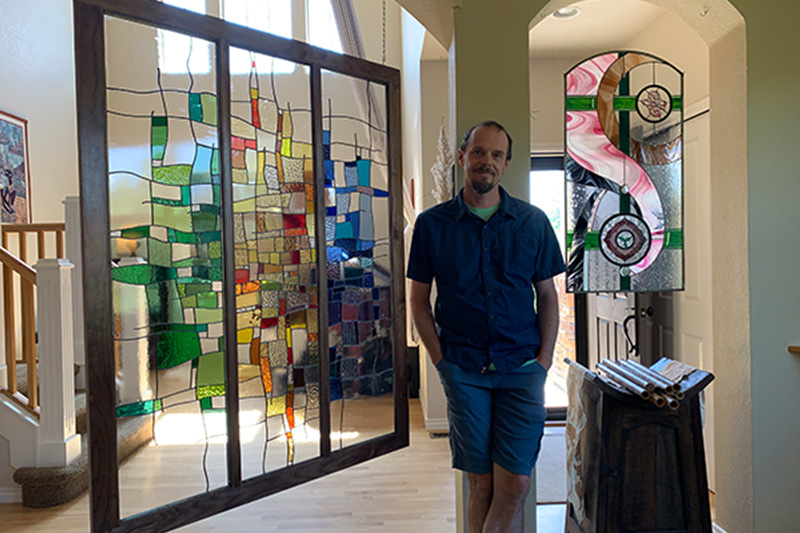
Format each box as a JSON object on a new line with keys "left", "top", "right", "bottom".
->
{"left": 64, "top": 196, "right": 86, "bottom": 390}
{"left": 36, "top": 258, "right": 81, "bottom": 467}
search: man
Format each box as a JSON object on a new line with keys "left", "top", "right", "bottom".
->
{"left": 407, "top": 121, "right": 565, "bottom": 532}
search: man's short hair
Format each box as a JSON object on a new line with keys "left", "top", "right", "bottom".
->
{"left": 459, "top": 121, "right": 513, "bottom": 161}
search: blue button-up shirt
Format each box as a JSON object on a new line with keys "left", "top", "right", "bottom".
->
{"left": 407, "top": 187, "right": 565, "bottom": 373}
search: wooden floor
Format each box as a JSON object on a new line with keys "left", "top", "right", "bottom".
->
{"left": 0, "top": 400, "right": 567, "bottom": 532}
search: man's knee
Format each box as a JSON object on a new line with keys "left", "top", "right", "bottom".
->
{"left": 492, "top": 466, "right": 531, "bottom": 503}
{"left": 467, "top": 471, "right": 493, "bottom": 499}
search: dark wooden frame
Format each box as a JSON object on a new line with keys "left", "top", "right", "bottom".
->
{"left": 74, "top": 1, "right": 406, "bottom": 531}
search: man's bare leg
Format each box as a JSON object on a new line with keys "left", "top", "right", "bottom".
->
{"left": 466, "top": 472, "right": 493, "bottom": 533}
{"left": 482, "top": 463, "right": 531, "bottom": 532}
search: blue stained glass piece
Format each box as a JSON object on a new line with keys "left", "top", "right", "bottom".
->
{"left": 328, "top": 301, "right": 342, "bottom": 324}
{"left": 336, "top": 186, "right": 357, "bottom": 194}
{"left": 372, "top": 288, "right": 380, "bottom": 299}
{"left": 357, "top": 159, "right": 371, "bottom": 187}
{"left": 322, "top": 130, "right": 331, "bottom": 145}
{"left": 344, "top": 162, "right": 358, "bottom": 187}
{"left": 330, "top": 378, "right": 343, "bottom": 401}
{"left": 191, "top": 145, "right": 214, "bottom": 184}
{"left": 324, "top": 160, "right": 334, "bottom": 181}
{"left": 335, "top": 221, "right": 354, "bottom": 239}
{"left": 350, "top": 212, "right": 360, "bottom": 238}
{"left": 373, "top": 305, "right": 380, "bottom": 320}
{"left": 326, "top": 206, "right": 336, "bottom": 216}
{"left": 374, "top": 189, "right": 389, "bottom": 197}
{"left": 326, "top": 247, "right": 346, "bottom": 261}
{"left": 364, "top": 272, "right": 374, "bottom": 287}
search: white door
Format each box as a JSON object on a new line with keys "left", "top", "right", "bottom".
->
{"left": 586, "top": 291, "right": 637, "bottom": 369}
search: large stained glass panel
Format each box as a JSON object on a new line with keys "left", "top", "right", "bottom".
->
{"left": 105, "top": 16, "right": 228, "bottom": 516}
{"left": 565, "top": 52, "right": 684, "bottom": 293}
{"left": 321, "top": 70, "right": 394, "bottom": 444}
{"left": 227, "top": 49, "right": 321, "bottom": 479}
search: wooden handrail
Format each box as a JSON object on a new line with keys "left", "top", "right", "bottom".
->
{"left": 0, "top": 246, "right": 37, "bottom": 284}
{"left": 1, "top": 223, "right": 67, "bottom": 232}
{"left": 2, "top": 223, "right": 66, "bottom": 262}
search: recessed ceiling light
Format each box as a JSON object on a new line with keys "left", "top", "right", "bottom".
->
{"left": 553, "top": 6, "right": 580, "bottom": 19}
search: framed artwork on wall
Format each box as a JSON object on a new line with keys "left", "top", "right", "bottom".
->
{"left": 0, "top": 109, "right": 31, "bottom": 224}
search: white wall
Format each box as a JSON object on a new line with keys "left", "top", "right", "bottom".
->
{"left": 626, "top": 11, "right": 710, "bottom": 108}
{"left": 0, "top": 0, "right": 80, "bottom": 223}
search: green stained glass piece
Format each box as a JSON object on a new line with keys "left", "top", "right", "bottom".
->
{"left": 620, "top": 192, "right": 630, "bottom": 213}
{"left": 120, "top": 226, "right": 149, "bottom": 239}
{"left": 151, "top": 117, "right": 167, "bottom": 161}
{"left": 152, "top": 197, "right": 183, "bottom": 207}
{"left": 112, "top": 264, "right": 154, "bottom": 285}
{"left": 208, "top": 241, "right": 221, "bottom": 259}
{"left": 168, "top": 228, "right": 177, "bottom": 242}
{"left": 665, "top": 229, "right": 683, "bottom": 248}
{"left": 213, "top": 184, "right": 221, "bottom": 205}
{"left": 173, "top": 257, "right": 211, "bottom": 268}
{"left": 200, "top": 93, "right": 217, "bottom": 126}
{"left": 565, "top": 96, "right": 596, "bottom": 110}
{"left": 182, "top": 295, "right": 198, "bottom": 307}
{"left": 620, "top": 275, "right": 631, "bottom": 291}
{"left": 198, "top": 204, "right": 220, "bottom": 215}
{"left": 195, "top": 308, "right": 223, "bottom": 324}
{"left": 153, "top": 203, "right": 193, "bottom": 233}
{"left": 209, "top": 267, "right": 223, "bottom": 281}
{"left": 218, "top": 336, "right": 225, "bottom": 351}
{"left": 152, "top": 323, "right": 208, "bottom": 333}
{"left": 192, "top": 211, "right": 217, "bottom": 232}
{"left": 148, "top": 238, "right": 171, "bottom": 267}
{"left": 165, "top": 280, "right": 183, "bottom": 324}
{"left": 585, "top": 232, "right": 600, "bottom": 250}
{"left": 200, "top": 231, "right": 221, "bottom": 243}
{"left": 614, "top": 96, "right": 636, "bottom": 111}
{"left": 196, "top": 351, "right": 225, "bottom": 388}
{"left": 262, "top": 281, "right": 281, "bottom": 291}
{"left": 189, "top": 93, "right": 203, "bottom": 122}
{"left": 211, "top": 149, "right": 220, "bottom": 177}
{"left": 153, "top": 165, "right": 192, "bottom": 186}
{"left": 199, "top": 397, "right": 213, "bottom": 410}
{"left": 197, "top": 292, "right": 217, "bottom": 308}
{"left": 173, "top": 230, "right": 195, "bottom": 244}
{"left": 672, "top": 95, "right": 682, "bottom": 109}
{"left": 567, "top": 231, "right": 573, "bottom": 250}
{"left": 184, "top": 282, "right": 212, "bottom": 296}
{"left": 181, "top": 186, "right": 191, "bottom": 206}
{"left": 117, "top": 399, "right": 163, "bottom": 418}
{"left": 197, "top": 385, "right": 226, "bottom": 399}
{"left": 156, "top": 330, "right": 202, "bottom": 369}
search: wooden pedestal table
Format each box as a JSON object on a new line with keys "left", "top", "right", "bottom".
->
{"left": 564, "top": 358, "right": 714, "bottom": 533}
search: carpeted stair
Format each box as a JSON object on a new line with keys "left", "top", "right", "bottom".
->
{"left": 11, "top": 364, "right": 154, "bottom": 508}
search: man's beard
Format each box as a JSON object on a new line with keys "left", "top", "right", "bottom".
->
{"left": 468, "top": 168, "right": 498, "bottom": 194}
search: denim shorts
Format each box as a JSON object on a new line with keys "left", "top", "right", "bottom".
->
{"left": 435, "top": 357, "right": 548, "bottom": 477}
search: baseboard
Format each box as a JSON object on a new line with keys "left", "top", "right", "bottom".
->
{"left": 713, "top": 523, "right": 727, "bottom": 533}
{"left": 0, "top": 486, "right": 22, "bottom": 503}
{"left": 423, "top": 415, "right": 449, "bottom": 432}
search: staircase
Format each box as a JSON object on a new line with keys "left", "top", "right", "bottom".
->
{"left": 0, "top": 199, "right": 155, "bottom": 507}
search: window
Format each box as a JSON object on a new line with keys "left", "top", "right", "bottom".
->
{"left": 158, "top": 0, "right": 294, "bottom": 75}
{"left": 158, "top": 0, "right": 212, "bottom": 75}
{"left": 306, "top": 0, "right": 343, "bottom": 53}
{"left": 224, "top": 0, "right": 294, "bottom": 74}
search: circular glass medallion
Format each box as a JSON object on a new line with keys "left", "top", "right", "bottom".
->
{"left": 636, "top": 84, "right": 673, "bottom": 124}
{"left": 599, "top": 213, "right": 651, "bottom": 266}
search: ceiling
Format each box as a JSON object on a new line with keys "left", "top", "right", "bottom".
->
{"left": 420, "top": 0, "right": 666, "bottom": 62}
{"left": 530, "top": 0, "right": 664, "bottom": 59}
